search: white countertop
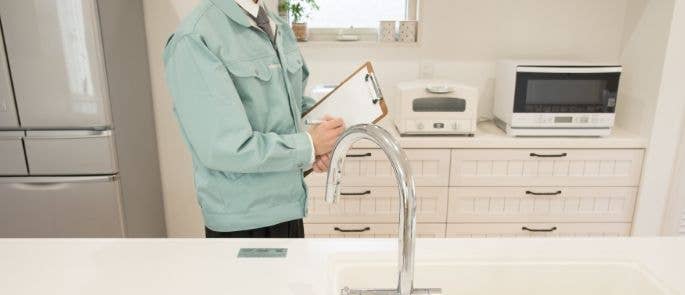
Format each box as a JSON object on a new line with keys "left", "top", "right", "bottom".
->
{"left": 354, "top": 119, "right": 647, "bottom": 149}
{"left": 0, "top": 238, "right": 683, "bottom": 294}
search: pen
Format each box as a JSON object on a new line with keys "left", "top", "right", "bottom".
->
{"left": 304, "top": 119, "right": 325, "bottom": 125}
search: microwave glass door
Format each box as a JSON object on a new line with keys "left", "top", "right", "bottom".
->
{"left": 514, "top": 71, "right": 620, "bottom": 113}
{"left": 412, "top": 97, "right": 466, "bottom": 112}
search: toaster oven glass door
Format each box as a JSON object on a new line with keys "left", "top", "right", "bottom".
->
{"left": 514, "top": 72, "right": 620, "bottom": 113}
{"left": 412, "top": 97, "right": 466, "bottom": 112}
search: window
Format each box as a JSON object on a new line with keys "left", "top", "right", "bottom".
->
{"left": 276, "top": 0, "right": 419, "bottom": 42}
{"left": 308, "top": 0, "right": 410, "bottom": 28}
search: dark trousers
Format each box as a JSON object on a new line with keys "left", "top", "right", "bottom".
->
{"left": 205, "top": 219, "right": 305, "bottom": 238}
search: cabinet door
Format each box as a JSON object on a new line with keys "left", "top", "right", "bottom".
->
{"left": 0, "top": 0, "right": 111, "bottom": 128}
{"left": 0, "top": 17, "right": 19, "bottom": 128}
{"left": 305, "top": 223, "right": 446, "bottom": 238}
{"left": 445, "top": 223, "right": 631, "bottom": 238}
{"left": 448, "top": 187, "right": 637, "bottom": 223}
{"left": 450, "top": 149, "right": 644, "bottom": 187}
{"left": 0, "top": 176, "right": 124, "bottom": 237}
{"left": 305, "top": 186, "right": 448, "bottom": 223}
{"left": 306, "top": 149, "right": 450, "bottom": 187}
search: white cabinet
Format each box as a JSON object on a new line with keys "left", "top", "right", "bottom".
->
{"left": 0, "top": 176, "right": 124, "bottom": 237}
{"left": 0, "top": 0, "right": 111, "bottom": 128}
{"left": 450, "top": 149, "right": 644, "bottom": 187}
{"left": 305, "top": 145, "right": 644, "bottom": 239}
{"left": 306, "top": 186, "right": 448, "bottom": 223}
{"left": 445, "top": 223, "right": 631, "bottom": 238}
{"left": 306, "top": 223, "right": 446, "bottom": 238}
{"left": 306, "top": 149, "right": 450, "bottom": 187}
{"left": 448, "top": 187, "right": 637, "bottom": 223}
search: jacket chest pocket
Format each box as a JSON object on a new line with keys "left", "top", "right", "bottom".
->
{"left": 285, "top": 51, "right": 304, "bottom": 75}
{"left": 225, "top": 59, "right": 273, "bottom": 82}
{"left": 225, "top": 58, "right": 276, "bottom": 108}
{"left": 224, "top": 57, "right": 292, "bottom": 131}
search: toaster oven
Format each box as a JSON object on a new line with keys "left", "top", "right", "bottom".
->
{"left": 394, "top": 80, "right": 479, "bottom": 135}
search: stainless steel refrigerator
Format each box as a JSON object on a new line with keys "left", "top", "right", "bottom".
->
{"left": 0, "top": 0, "right": 166, "bottom": 237}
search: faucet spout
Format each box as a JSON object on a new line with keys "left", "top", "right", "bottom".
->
{"left": 324, "top": 124, "right": 420, "bottom": 295}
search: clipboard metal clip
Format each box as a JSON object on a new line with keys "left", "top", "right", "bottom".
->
{"left": 365, "top": 73, "right": 384, "bottom": 104}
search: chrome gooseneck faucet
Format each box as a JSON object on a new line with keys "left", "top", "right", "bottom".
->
{"left": 324, "top": 124, "right": 441, "bottom": 295}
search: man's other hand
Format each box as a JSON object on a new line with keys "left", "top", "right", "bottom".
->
{"left": 312, "top": 153, "right": 331, "bottom": 173}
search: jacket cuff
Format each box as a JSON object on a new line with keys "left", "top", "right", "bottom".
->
{"left": 305, "top": 132, "right": 316, "bottom": 166}
{"left": 284, "top": 132, "right": 315, "bottom": 170}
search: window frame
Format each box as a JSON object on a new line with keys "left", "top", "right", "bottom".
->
{"left": 274, "top": 0, "right": 420, "bottom": 42}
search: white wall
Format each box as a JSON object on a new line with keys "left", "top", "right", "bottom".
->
{"left": 143, "top": 0, "right": 202, "bottom": 237}
{"left": 631, "top": 0, "right": 685, "bottom": 236}
{"left": 662, "top": 116, "right": 685, "bottom": 235}
{"left": 144, "top": 0, "right": 635, "bottom": 237}
{"left": 616, "top": 0, "right": 675, "bottom": 137}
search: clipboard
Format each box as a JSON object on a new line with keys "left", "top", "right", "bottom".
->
{"left": 302, "top": 62, "right": 388, "bottom": 125}
{"left": 302, "top": 62, "right": 387, "bottom": 177}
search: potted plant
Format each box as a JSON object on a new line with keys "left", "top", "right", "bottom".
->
{"left": 279, "top": 0, "right": 319, "bottom": 42}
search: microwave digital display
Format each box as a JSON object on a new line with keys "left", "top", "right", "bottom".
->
{"left": 412, "top": 97, "right": 466, "bottom": 112}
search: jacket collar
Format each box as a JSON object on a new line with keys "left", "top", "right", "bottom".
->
{"left": 207, "top": 0, "right": 252, "bottom": 27}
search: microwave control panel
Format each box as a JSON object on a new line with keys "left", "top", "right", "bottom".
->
{"left": 511, "top": 113, "right": 615, "bottom": 127}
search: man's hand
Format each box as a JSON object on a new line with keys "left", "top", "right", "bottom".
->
{"left": 307, "top": 115, "right": 345, "bottom": 156}
{"left": 312, "top": 153, "right": 331, "bottom": 173}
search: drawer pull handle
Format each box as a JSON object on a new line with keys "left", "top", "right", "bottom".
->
{"left": 530, "top": 152, "right": 567, "bottom": 158}
{"left": 522, "top": 226, "right": 558, "bottom": 233}
{"left": 526, "top": 190, "right": 562, "bottom": 196}
{"left": 346, "top": 153, "right": 372, "bottom": 158}
{"left": 334, "top": 227, "right": 371, "bottom": 233}
{"left": 340, "top": 190, "right": 372, "bottom": 196}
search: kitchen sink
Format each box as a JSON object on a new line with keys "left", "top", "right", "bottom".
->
{"left": 332, "top": 261, "right": 674, "bottom": 295}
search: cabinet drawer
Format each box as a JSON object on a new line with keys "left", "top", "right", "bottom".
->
{"left": 450, "top": 149, "right": 644, "bottom": 187}
{"left": 0, "top": 176, "right": 125, "bottom": 237}
{"left": 305, "top": 223, "right": 445, "bottom": 238}
{"left": 24, "top": 130, "right": 118, "bottom": 175}
{"left": 0, "top": 132, "right": 28, "bottom": 175}
{"left": 448, "top": 187, "right": 637, "bottom": 223}
{"left": 445, "top": 223, "right": 631, "bottom": 238}
{"left": 306, "top": 187, "right": 448, "bottom": 223}
{"left": 306, "top": 149, "right": 450, "bottom": 187}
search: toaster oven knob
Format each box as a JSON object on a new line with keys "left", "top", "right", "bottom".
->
{"left": 416, "top": 122, "right": 425, "bottom": 130}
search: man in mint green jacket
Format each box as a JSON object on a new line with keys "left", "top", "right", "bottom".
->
{"left": 163, "top": 0, "right": 343, "bottom": 238}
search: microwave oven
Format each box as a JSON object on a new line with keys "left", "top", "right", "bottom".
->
{"left": 394, "top": 80, "right": 479, "bottom": 135}
{"left": 493, "top": 60, "right": 622, "bottom": 137}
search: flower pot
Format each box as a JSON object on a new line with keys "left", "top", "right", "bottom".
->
{"left": 291, "top": 22, "right": 309, "bottom": 42}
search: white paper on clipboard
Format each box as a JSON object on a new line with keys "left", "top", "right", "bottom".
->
{"left": 302, "top": 62, "right": 387, "bottom": 126}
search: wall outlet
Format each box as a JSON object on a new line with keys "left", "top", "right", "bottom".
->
{"left": 420, "top": 62, "right": 434, "bottom": 79}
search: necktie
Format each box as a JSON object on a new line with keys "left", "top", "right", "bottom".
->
{"left": 251, "top": 6, "right": 275, "bottom": 43}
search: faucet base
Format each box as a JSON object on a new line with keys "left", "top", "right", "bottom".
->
{"left": 341, "top": 287, "right": 443, "bottom": 295}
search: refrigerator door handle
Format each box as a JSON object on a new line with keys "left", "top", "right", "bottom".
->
{"left": 25, "top": 130, "right": 112, "bottom": 139}
{"left": 0, "top": 175, "right": 119, "bottom": 185}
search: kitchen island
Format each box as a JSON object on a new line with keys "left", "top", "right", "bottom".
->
{"left": 0, "top": 238, "right": 683, "bottom": 294}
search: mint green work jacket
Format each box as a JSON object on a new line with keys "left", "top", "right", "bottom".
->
{"left": 163, "top": 0, "right": 317, "bottom": 232}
